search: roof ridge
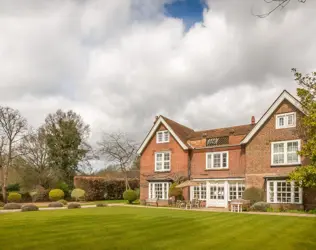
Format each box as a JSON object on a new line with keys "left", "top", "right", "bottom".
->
{"left": 195, "top": 123, "right": 254, "bottom": 133}
{"left": 160, "top": 115, "right": 194, "bottom": 132}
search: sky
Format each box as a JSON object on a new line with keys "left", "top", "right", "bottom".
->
{"left": 0, "top": 0, "right": 315, "bottom": 160}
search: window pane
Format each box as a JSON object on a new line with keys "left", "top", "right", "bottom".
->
{"left": 163, "top": 131, "right": 169, "bottom": 142}
{"left": 278, "top": 117, "right": 284, "bottom": 127}
{"left": 164, "top": 161, "right": 170, "bottom": 170}
{"left": 156, "top": 153, "right": 162, "bottom": 161}
{"left": 222, "top": 153, "right": 227, "bottom": 168}
{"left": 274, "top": 143, "right": 284, "bottom": 153}
{"left": 229, "top": 184, "right": 237, "bottom": 200}
{"left": 157, "top": 132, "right": 163, "bottom": 142}
{"left": 156, "top": 162, "right": 162, "bottom": 170}
{"left": 213, "top": 154, "right": 221, "bottom": 168}
{"left": 155, "top": 183, "right": 163, "bottom": 199}
{"left": 201, "top": 184, "right": 206, "bottom": 200}
{"left": 288, "top": 114, "right": 294, "bottom": 125}
{"left": 207, "top": 154, "right": 212, "bottom": 169}
{"left": 164, "top": 152, "right": 170, "bottom": 161}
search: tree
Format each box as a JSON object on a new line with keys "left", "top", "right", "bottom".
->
{"left": 289, "top": 69, "right": 316, "bottom": 188}
{"left": 16, "top": 127, "right": 56, "bottom": 189}
{"left": 98, "top": 132, "right": 139, "bottom": 190}
{"left": 254, "top": 0, "right": 307, "bottom": 18}
{"left": 0, "top": 107, "right": 27, "bottom": 202}
{"left": 44, "top": 110, "right": 91, "bottom": 187}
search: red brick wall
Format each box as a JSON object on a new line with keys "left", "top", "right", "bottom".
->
{"left": 139, "top": 124, "right": 189, "bottom": 201}
{"left": 190, "top": 145, "right": 246, "bottom": 179}
{"left": 245, "top": 100, "right": 306, "bottom": 189}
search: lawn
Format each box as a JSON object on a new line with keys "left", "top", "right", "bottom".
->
{"left": 0, "top": 207, "right": 315, "bottom": 250}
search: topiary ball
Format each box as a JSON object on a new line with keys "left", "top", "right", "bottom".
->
{"left": 48, "top": 202, "right": 64, "bottom": 208}
{"left": 49, "top": 189, "right": 65, "bottom": 201}
{"left": 68, "top": 202, "right": 81, "bottom": 209}
{"left": 123, "top": 189, "right": 137, "bottom": 204}
{"left": 3, "top": 203, "right": 22, "bottom": 210}
{"left": 58, "top": 199, "right": 68, "bottom": 205}
{"left": 71, "top": 188, "right": 85, "bottom": 201}
{"left": 7, "top": 192, "right": 22, "bottom": 203}
{"left": 21, "top": 204, "right": 39, "bottom": 212}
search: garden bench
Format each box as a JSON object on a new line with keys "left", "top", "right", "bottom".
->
{"left": 145, "top": 198, "right": 158, "bottom": 207}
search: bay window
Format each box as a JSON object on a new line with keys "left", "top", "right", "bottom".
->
{"left": 206, "top": 152, "right": 229, "bottom": 169}
{"left": 149, "top": 182, "right": 170, "bottom": 200}
{"left": 271, "top": 140, "right": 300, "bottom": 165}
{"left": 267, "top": 180, "right": 302, "bottom": 204}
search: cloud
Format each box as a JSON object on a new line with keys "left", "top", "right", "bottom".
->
{"left": 0, "top": 0, "right": 315, "bottom": 158}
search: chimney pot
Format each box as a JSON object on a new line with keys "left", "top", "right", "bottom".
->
{"left": 154, "top": 115, "right": 159, "bottom": 124}
{"left": 251, "top": 116, "right": 255, "bottom": 125}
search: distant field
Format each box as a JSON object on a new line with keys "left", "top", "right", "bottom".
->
{"left": 0, "top": 207, "right": 315, "bottom": 250}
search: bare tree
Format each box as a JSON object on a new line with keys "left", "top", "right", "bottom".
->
{"left": 98, "top": 132, "right": 139, "bottom": 190}
{"left": 0, "top": 107, "right": 27, "bottom": 202}
{"left": 17, "top": 127, "right": 54, "bottom": 188}
{"left": 254, "top": 0, "right": 307, "bottom": 18}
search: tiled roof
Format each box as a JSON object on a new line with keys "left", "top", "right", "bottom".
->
{"left": 161, "top": 115, "right": 255, "bottom": 147}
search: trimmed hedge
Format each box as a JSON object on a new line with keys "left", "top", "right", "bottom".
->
{"left": 8, "top": 192, "right": 22, "bottom": 203}
{"left": 74, "top": 177, "right": 139, "bottom": 201}
{"left": 3, "top": 203, "right": 22, "bottom": 210}
{"left": 21, "top": 204, "right": 39, "bottom": 212}
{"left": 68, "top": 202, "right": 81, "bottom": 209}
{"left": 49, "top": 189, "right": 65, "bottom": 201}
{"left": 48, "top": 202, "right": 64, "bottom": 208}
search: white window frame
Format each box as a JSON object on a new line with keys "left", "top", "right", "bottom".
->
{"left": 271, "top": 139, "right": 301, "bottom": 166}
{"left": 228, "top": 182, "right": 245, "bottom": 201}
{"left": 156, "top": 130, "right": 170, "bottom": 143}
{"left": 276, "top": 112, "right": 296, "bottom": 129}
{"left": 191, "top": 183, "right": 207, "bottom": 201}
{"left": 267, "top": 180, "right": 302, "bottom": 204}
{"left": 206, "top": 151, "right": 229, "bottom": 169}
{"left": 148, "top": 182, "right": 171, "bottom": 200}
{"left": 155, "top": 151, "right": 171, "bottom": 172}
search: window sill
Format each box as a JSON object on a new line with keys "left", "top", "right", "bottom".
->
{"left": 154, "top": 170, "right": 171, "bottom": 173}
{"left": 271, "top": 164, "right": 301, "bottom": 168}
{"left": 205, "top": 168, "right": 229, "bottom": 171}
{"left": 268, "top": 202, "right": 302, "bottom": 205}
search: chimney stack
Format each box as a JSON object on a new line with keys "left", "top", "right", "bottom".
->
{"left": 251, "top": 116, "right": 255, "bottom": 125}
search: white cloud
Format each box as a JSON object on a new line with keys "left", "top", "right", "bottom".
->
{"left": 0, "top": 0, "right": 315, "bottom": 158}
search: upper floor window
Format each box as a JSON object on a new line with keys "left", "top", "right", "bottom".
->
{"left": 206, "top": 151, "right": 229, "bottom": 169}
{"left": 276, "top": 112, "right": 296, "bottom": 129}
{"left": 155, "top": 152, "right": 171, "bottom": 171}
{"left": 271, "top": 140, "right": 300, "bottom": 166}
{"left": 156, "top": 130, "right": 169, "bottom": 143}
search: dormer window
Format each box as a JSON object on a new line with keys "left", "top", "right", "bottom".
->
{"left": 156, "top": 130, "right": 169, "bottom": 143}
{"left": 276, "top": 112, "right": 296, "bottom": 129}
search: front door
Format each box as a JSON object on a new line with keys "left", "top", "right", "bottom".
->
{"left": 207, "top": 182, "right": 226, "bottom": 207}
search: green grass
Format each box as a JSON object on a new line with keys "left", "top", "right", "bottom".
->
{"left": 1, "top": 207, "right": 316, "bottom": 250}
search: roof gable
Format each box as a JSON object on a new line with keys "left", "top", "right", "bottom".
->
{"left": 137, "top": 116, "right": 191, "bottom": 155}
{"left": 241, "top": 90, "right": 304, "bottom": 144}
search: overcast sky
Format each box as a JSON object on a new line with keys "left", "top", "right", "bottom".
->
{"left": 1, "top": 0, "right": 315, "bottom": 148}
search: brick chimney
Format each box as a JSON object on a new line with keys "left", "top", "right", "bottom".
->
{"left": 251, "top": 116, "right": 255, "bottom": 125}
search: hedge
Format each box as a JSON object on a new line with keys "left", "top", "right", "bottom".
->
{"left": 74, "top": 176, "right": 139, "bottom": 201}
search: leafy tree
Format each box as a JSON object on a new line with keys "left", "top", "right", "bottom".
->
{"left": 44, "top": 110, "right": 91, "bottom": 187}
{"left": 0, "top": 107, "right": 27, "bottom": 202}
{"left": 289, "top": 69, "right": 316, "bottom": 188}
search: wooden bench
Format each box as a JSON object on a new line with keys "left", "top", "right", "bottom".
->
{"left": 145, "top": 198, "right": 158, "bottom": 207}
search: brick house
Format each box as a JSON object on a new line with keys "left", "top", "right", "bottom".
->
{"left": 137, "top": 90, "right": 316, "bottom": 209}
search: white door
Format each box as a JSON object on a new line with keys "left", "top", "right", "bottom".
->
{"left": 207, "top": 182, "right": 226, "bottom": 207}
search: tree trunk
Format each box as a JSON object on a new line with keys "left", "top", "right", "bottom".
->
{"left": 1, "top": 166, "right": 7, "bottom": 203}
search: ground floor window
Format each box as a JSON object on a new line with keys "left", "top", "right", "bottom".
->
{"left": 192, "top": 183, "right": 207, "bottom": 200}
{"left": 267, "top": 180, "right": 302, "bottom": 204}
{"left": 148, "top": 182, "right": 171, "bottom": 200}
{"left": 229, "top": 182, "right": 245, "bottom": 200}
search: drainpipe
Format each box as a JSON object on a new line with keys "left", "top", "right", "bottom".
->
{"left": 187, "top": 148, "right": 193, "bottom": 200}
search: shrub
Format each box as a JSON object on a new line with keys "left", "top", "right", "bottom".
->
{"left": 58, "top": 199, "right": 68, "bottom": 205}
{"left": 74, "top": 176, "right": 139, "bottom": 201}
{"left": 169, "top": 183, "right": 183, "bottom": 200}
{"left": 0, "top": 201, "right": 4, "bottom": 207}
{"left": 68, "top": 202, "right": 81, "bottom": 209}
{"left": 20, "top": 192, "right": 32, "bottom": 202}
{"left": 48, "top": 202, "right": 64, "bottom": 208}
{"left": 7, "top": 183, "right": 20, "bottom": 192}
{"left": 29, "top": 191, "right": 38, "bottom": 202}
{"left": 135, "top": 188, "right": 140, "bottom": 199}
{"left": 3, "top": 203, "right": 22, "bottom": 210}
{"left": 96, "top": 203, "right": 108, "bottom": 207}
{"left": 49, "top": 189, "right": 65, "bottom": 201}
{"left": 308, "top": 209, "right": 316, "bottom": 214}
{"left": 7, "top": 192, "right": 22, "bottom": 203}
{"left": 71, "top": 188, "right": 85, "bottom": 201}
{"left": 123, "top": 189, "right": 137, "bottom": 204}
{"left": 250, "top": 202, "right": 270, "bottom": 212}
{"left": 31, "top": 186, "right": 49, "bottom": 202}
{"left": 21, "top": 204, "right": 39, "bottom": 212}
{"left": 242, "top": 187, "right": 264, "bottom": 205}
{"left": 56, "top": 181, "right": 70, "bottom": 198}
